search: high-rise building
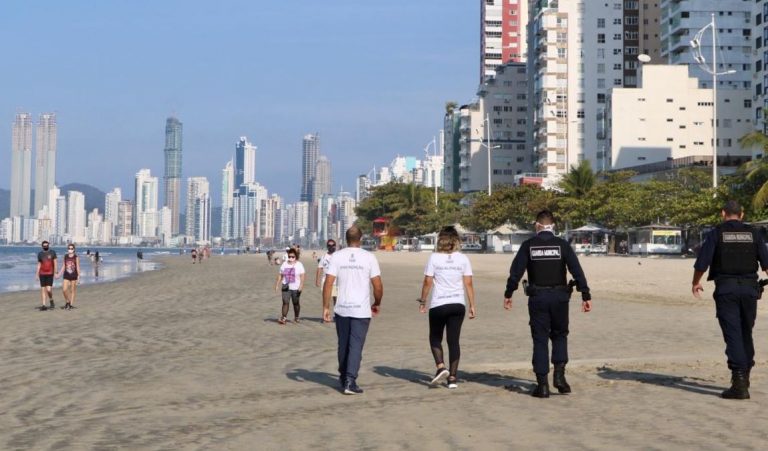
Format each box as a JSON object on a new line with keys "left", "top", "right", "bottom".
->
{"left": 221, "top": 160, "right": 234, "bottom": 240}
{"left": 661, "top": 0, "right": 752, "bottom": 90}
{"left": 301, "top": 133, "right": 319, "bottom": 202}
{"left": 480, "top": 0, "right": 528, "bottom": 81}
{"left": 10, "top": 112, "right": 33, "bottom": 218}
{"left": 134, "top": 169, "right": 158, "bottom": 238}
{"left": 186, "top": 177, "right": 211, "bottom": 243}
{"left": 47, "top": 186, "right": 61, "bottom": 240}
{"left": 528, "top": 1, "right": 625, "bottom": 176}
{"left": 163, "top": 116, "right": 183, "bottom": 235}
{"left": 104, "top": 187, "right": 121, "bottom": 233}
{"left": 66, "top": 191, "right": 86, "bottom": 243}
{"left": 314, "top": 155, "right": 332, "bottom": 198}
{"left": 235, "top": 137, "right": 256, "bottom": 192}
{"left": 157, "top": 206, "right": 172, "bottom": 245}
{"left": 116, "top": 200, "right": 133, "bottom": 237}
{"left": 753, "top": 0, "right": 768, "bottom": 141}
{"left": 34, "top": 113, "right": 57, "bottom": 215}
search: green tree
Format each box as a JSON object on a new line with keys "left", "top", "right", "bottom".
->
{"left": 559, "top": 160, "right": 596, "bottom": 198}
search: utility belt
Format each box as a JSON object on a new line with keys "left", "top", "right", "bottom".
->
{"left": 715, "top": 276, "right": 768, "bottom": 299}
{"left": 523, "top": 279, "right": 578, "bottom": 297}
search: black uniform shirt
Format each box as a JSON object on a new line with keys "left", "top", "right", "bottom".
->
{"left": 504, "top": 231, "right": 591, "bottom": 300}
{"left": 694, "top": 220, "right": 768, "bottom": 280}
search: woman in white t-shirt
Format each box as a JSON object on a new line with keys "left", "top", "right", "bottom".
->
{"left": 274, "top": 248, "right": 306, "bottom": 324}
{"left": 418, "top": 226, "right": 476, "bottom": 389}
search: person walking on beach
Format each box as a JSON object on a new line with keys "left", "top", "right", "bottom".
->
{"left": 323, "top": 225, "right": 383, "bottom": 395}
{"left": 418, "top": 226, "right": 476, "bottom": 389}
{"left": 316, "top": 239, "right": 338, "bottom": 312}
{"left": 191, "top": 248, "right": 198, "bottom": 263}
{"left": 692, "top": 200, "right": 768, "bottom": 399}
{"left": 274, "top": 248, "right": 305, "bottom": 324}
{"left": 504, "top": 210, "right": 592, "bottom": 398}
{"left": 57, "top": 244, "right": 81, "bottom": 310}
{"left": 36, "top": 240, "right": 58, "bottom": 311}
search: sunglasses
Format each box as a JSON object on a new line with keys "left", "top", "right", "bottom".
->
{"left": 68, "top": 247, "right": 75, "bottom": 250}
{"left": 288, "top": 256, "right": 296, "bottom": 260}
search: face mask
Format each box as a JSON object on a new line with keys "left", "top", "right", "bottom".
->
{"left": 535, "top": 222, "right": 555, "bottom": 233}
{"left": 68, "top": 250, "right": 75, "bottom": 254}
{"left": 42, "top": 246, "right": 49, "bottom": 251}
{"left": 327, "top": 245, "right": 336, "bottom": 253}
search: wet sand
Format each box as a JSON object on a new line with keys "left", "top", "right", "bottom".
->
{"left": 0, "top": 252, "right": 766, "bottom": 450}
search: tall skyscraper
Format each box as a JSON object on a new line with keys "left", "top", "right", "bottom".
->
{"left": 314, "top": 155, "right": 332, "bottom": 198}
{"left": 134, "top": 169, "right": 159, "bottom": 238}
{"left": 480, "top": 0, "right": 528, "bottom": 81}
{"left": 10, "top": 112, "right": 33, "bottom": 218}
{"left": 235, "top": 137, "right": 256, "bottom": 192}
{"left": 116, "top": 200, "right": 133, "bottom": 237}
{"left": 186, "top": 177, "right": 211, "bottom": 243}
{"left": 104, "top": 188, "right": 122, "bottom": 227}
{"left": 163, "top": 116, "right": 183, "bottom": 235}
{"left": 301, "top": 133, "right": 319, "bottom": 202}
{"left": 66, "top": 190, "right": 86, "bottom": 243}
{"left": 34, "top": 113, "right": 57, "bottom": 215}
{"left": 221, "top": 160, "right": 234, "bottom": 240}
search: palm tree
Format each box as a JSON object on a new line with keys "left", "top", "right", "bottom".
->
{"left": 559, "top": 160, "right": 596, "bottom": 198}
{"left": 739, "top": 108, "right": 768, "bottom": 209}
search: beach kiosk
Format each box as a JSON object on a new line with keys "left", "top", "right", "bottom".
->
{"left": 566, "top": 224, "right": 610, "bottom": 254}
{"left": 629, "top": 224, "right": 683, "bottom": 255}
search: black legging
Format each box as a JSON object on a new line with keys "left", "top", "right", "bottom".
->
{"left": 281, "top": 290, "right": 301, "bottom": 319}
{"left": 429, "top": 303, "right": 466, "bottom": 377}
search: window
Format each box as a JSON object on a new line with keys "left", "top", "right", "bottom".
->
{"left": 577, "top": 110, "right": 585, "bottom": 118}
{"left": 745, "top": 99, "right": 753, "bottom": 108}
{"left": 597, "top": 49, "right": 606, "bottom": 59}
{"left": 597, "top": 78, "right": 606, "bottom": 89}
{"left": 598, "top": 63, "right": 605, "bottom": 73}
{"left": 614, "top": 79, "right": 622, "bottom": 86}
{"left": 613, "top": 18, "right": 622, "bottom": 25}
{"left": 597, "top": 18, "right": 605, "bottom": 28}
{"left": 598, "top": 34, "right": 605, "bottom": 44}
{"left": 597, "top": 93, "right": 606, "bottom": 104}
{"left": 613, "top": 34, "right": 622, "bottom": 40}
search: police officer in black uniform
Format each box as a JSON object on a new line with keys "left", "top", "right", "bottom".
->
{"left": 503, "top": 210, "right": 592, "bottom": 398}
{"left": 692, "top": 200, "right": 768, "bottom": 399}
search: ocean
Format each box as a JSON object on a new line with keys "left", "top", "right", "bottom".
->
{"left": 0, "top": 246, "right": 169, "bottom": 294}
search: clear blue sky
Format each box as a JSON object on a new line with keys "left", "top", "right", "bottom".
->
{"left": 0, "top": 1, "right": 478, "bottom": 205}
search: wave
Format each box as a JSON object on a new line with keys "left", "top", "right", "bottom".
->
{"left": 0, "top": 263, "right": 14, "bottom": 269}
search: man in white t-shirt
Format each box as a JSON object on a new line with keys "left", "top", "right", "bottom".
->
{"left": 315, "top": 239, "right": 338, "bottom": 311}
{"left": 323, "top": 226, "right": 383, "bottom": 395}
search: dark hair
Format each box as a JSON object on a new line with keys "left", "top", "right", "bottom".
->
{"left": 346, "top": 225, "right": 363, "bottom": 244}
{"left": 437, "top": 226, "right": 461, "bottom": 253}
{"left": 327, "top": 239, "right": 336, "bottom": 246}
{"left": 41, "top": 240, "right": 49, "bottom": 245}
{"left": 287, "top": 248, "right": 298, "bottom": 258}
{"left": 68, "top": 244, "right": 76, "bottom": 249}
{"left": 535, "top": 210, "right": 555, "bottom": 225}
{"left": 722, "top": 200, "right": 742, "bottom": 217}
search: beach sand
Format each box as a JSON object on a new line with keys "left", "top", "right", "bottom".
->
{"left": 1, "top": 252, "right": 767, "bottom": 450}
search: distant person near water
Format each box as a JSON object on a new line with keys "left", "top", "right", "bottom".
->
{"left": 692, "top": 200, "right": 768, "bottom": 399}
{"left": 323, "top": 225, "right": 383, "bottom": 395}
{"left": 57, "top": 244, "right": 81, "bottom": 310}
{"left": 36, "top": 240, "right": 57, "bottom": 311}
{"left": 191, "top": 249, "right": 198, "bottom": 264}
{"left": 275, "top": 248, "right": 305, "bottom": 324}
{"left": 504, "top": 210, "right": 592, "bottom": 398}
{"left": 418, "top": 226, "right": 476, "bottom": 389}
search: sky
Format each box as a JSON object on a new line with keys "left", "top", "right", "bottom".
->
{"left": 0, "top": 1, "right": 479, "bottom": 205}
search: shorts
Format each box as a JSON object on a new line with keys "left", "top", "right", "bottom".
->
{"left": 63, "top": 273, "right": 78, "bottom": 281}
{"left": 39, "top": 275, "right": 54, "bottom": 287}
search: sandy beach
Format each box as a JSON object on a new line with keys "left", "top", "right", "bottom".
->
{"left": 1, "top": 251, "right": 767, "bottom": 450}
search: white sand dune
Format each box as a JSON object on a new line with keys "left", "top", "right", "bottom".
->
{"left": 0, "top": 252, "right": 766, "bottom": 449}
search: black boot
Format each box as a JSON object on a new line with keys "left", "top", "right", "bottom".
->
{"left": 531, "top": 374, "right": 550, "bottom": 398}
{"left": 553, "top": 364, "right": 571, "bottom": 394}
{"left": 746, "top": 368, "right": 751, "bottom": 389}
{"left": 721, "top": 370, "right": 750, "bottom": 400}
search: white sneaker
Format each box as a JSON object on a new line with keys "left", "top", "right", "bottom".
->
{"left": 430, "top": 368, "right": 450, "bottom": 385}
{"left": 447, "top": 378, "right": 458, "bottom": 389}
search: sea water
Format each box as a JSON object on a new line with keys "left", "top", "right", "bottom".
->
{"left": 0, "top": 246, "right": 167, "bottom": 294}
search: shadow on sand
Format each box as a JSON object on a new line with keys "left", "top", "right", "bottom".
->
{"left": 372, "top": 366, "right": 536, "bottom": 394}
{"left": 285, "top": 369, "right": 340, "bottom": 389}
{"left": 596, "top": 366, "right": 725, "bottom": 397}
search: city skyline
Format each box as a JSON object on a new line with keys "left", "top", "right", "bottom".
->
{"left": 0, "top": 1, "right": 478, "bottom": 202}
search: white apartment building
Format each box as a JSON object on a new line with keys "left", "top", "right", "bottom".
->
{"left": 134, "top": 169, "right": 159, "bottom": 238}
{"left": 293, "top": 201, "right": 310, "bottom": 237}
{"left": 220, "top": 160, "right": 234, "bottom": 240}
{"left": 104, "top": 188, "right": 121, "bottom": 233}
{"left": 186, "top": 177, "right": 211, "bottom": 244}
{"left": 751, "top": 0, "right": 768, "bottom": 150}
{"left": 529, "top": 0, "right": 629, "bottom": 176}
{"left": 610, "top": 65, "right": 752, "bottom": 169}
{"left": 67, "top": 191, "right": 86, "bottom": 243}
{"left": 158, "top": 206, "right": 173, "bottom": 245}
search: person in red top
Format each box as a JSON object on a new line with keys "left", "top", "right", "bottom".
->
{"left": 36, "top": 240, "right": 58, "bottom": 311}
{"left": 57, "top": 244, "right": 81, "bottom": 310}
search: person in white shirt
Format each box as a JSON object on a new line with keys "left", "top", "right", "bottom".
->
{"left": 315, "top": 239, "right": 338, "bottom": 313}
{"left": 419, "top": 226, "right": 476, "bottom": 389}
{"left": 323, "top": 226, "right": 383, "bottom": 395}
{"left": 274, "top": 248, "right": 305, "bottom": 324}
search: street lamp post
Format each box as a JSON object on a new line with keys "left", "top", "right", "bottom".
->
{"left": 481, "top": 113, "right": 502, "bottom": 195}
{"left": 424, "top": 137, "right": 438, "bottom": 210}
{"left": 690, "top": 14, "right": 737, "bottom": 189}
